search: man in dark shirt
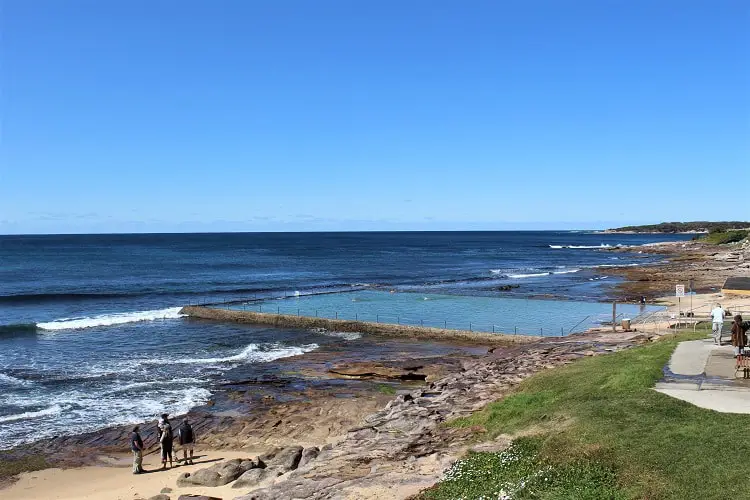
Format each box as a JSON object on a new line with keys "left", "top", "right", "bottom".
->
{"left": 130, "top": 425, "right": 144, "bottom": 474}
{"left": 178, "top": 418, "right": 196, "bottom": 465}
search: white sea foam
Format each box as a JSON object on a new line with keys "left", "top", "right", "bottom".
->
{"left": 108, "top": 377, "right": 209, "bottom": 393}
{"left": 594, "top": 263, "right": 640, "bottom": 268}
{"left": 37, "top": 307, "right": 185, "bottom": 331}
{"left": 149, "top": 343, "right": 319, "bottom": 365}
{"left": 549, "top": 244, "right": 617, "bottom": 249}
{"left": 0, "top": 373, "right": 32, "bottom": 387}
{"left": 323, "top": 331, "right": 363, "bottom": 340}
{"left": 553, "top": 268, "right": 581, "bottom": 275}
{"left": 0, "top": 386, "right": 214, "bottom": 450}
{"left": 508, "top": 272, "right": 550, "bottom": 279}
{"left": 0, "top": 404, "right": 65, "bottom": 424}
{"left": 507, "top": 269, "right": 581, "bottom": 279}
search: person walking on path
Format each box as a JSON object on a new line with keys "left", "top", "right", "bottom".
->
{"left": 711, "top": 303, "right": 726, "bottom": 345}
{"left": 159, "top": 415, "right": 174, "bottom": 469}
{"left": 178, "top": 418, "right": 196, "bottom": 465}
{"left": 130, "top": 425, "right": 144, "bottom": 474}
{"left": 732, "top": 315, "right": 750, "bottom": 377}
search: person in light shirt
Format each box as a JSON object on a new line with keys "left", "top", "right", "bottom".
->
{"left": 710, "top": 303, "right": 726, "bottom": 345}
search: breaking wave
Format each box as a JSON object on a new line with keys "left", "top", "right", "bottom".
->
{"left": 505, "top": 269, "right": 582, "bottom": 279}
{"left": 0, "top": 404, "right": 65, "bottom": 424}
{"left": 549, "top": 244, "right": 618, "bottom": 249}
{"left": 147, "top": 343, "right": 319, "bottom": 365}
{"left": 36, "top": 307, "right": 185, "bottom": 331}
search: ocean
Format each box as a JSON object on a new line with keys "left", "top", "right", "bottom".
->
{"left": 0, "top": 231, "right": 692, "bottom": 449}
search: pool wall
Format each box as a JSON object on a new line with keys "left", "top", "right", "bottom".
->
{"left": 180, "top": 306, "right": 541, "bottom": 345}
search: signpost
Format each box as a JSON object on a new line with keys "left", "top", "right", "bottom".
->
{"left": 676, "top": 285, "right": 685, "bottom": 328}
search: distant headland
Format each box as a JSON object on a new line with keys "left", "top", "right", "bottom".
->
{"left": 603, "top": 221, "right": 750, "bottom": 234}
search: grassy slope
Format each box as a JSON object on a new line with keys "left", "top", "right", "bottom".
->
{"left": 699, "top": 230, "right": 748, "bottom": 245}
{"left": 422, "top": 331, "right": 749, "bottom": 499}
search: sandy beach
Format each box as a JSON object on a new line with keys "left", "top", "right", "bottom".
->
{"left": 5, "top": 449, "right": 260, "bottom": 500}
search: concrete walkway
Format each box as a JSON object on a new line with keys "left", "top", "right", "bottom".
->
{"left": 654, "top": 338, "right": 750, "bottom": 414}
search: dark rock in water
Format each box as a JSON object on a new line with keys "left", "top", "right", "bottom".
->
{"left": 177, "top": 458, "right": 257, "bottom": 487}
{"left": 497, "top": 284, "right": 520, "bottom": 291}
{"left": 231, "top": 467, "right": 282, "bottom": 489}
{"left": 299, "top": 446, "right": 319, "bottom": 468}
{"left": 259, "top": 446, "right": 303, "bottom": 472}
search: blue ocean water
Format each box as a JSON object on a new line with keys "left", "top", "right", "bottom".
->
{"left": 0, "top": 231, "right": 691, "bottom": 448}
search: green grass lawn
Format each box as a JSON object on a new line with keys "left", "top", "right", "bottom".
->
{"left": 420, "top": 332, "right": 748, "bottom": 499}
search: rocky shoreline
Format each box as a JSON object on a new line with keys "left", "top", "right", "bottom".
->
{"left": 605, "top": 239, "right": 750, "bottom": 301}
{"left": 140, "top": 335, "right": 648, "bottom": 500}
{"left": 3, "top": 328, "right": 659, "bottom": 500}
{"left": 4, "top": 240, "right": 746, "bottom": 498}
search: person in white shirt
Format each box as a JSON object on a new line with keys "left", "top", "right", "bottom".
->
{"left": 711, "top": 303, "right": 726, "bottom": 345}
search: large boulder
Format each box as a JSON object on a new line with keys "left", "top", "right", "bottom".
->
{"left": 258, "top": 446, "right": 303, "bottom": 473}
{"left": 177, "top": 458, "right": 257, "bottom": 487}
{"left": 231, "top": 468, "right": 282, "bottom": 489}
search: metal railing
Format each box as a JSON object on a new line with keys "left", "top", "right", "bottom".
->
{"left": 189, "top": 298, "right": 642, "bottom": 338}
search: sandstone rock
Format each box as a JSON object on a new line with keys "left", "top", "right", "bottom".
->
{"left": 147, "top": 495, "right": 170, "bottom": 500}
{"left": 177, "top": 495, "right": 223, "bottom": 500}
{"left": 161, "top": 488, "right": 173, "bottom": 494}
{"left": 231, "top": 467, "right": 282, "bottom": 489}
{"left": 259, "top": 446, "right": 302, "bottom": 472}
{"left": 177, "top": 458, "right": 256, "bottom": 487}
{"left": 299, "top": 446, "right": 319, "bottom": 468}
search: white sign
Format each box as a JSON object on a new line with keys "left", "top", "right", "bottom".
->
{"left": 676, "top": 285, "right": 685, "bottom": 297}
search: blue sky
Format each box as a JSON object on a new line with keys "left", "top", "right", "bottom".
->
{"left": 1, "top": 1, "right": 748, "bottom": 234}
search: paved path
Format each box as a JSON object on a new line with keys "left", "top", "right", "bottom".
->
{"left": 668, "top": 340, "right": 712, "bottom": 376}
{"left": 654, "top": 338, "right": 750, "bottom": 414}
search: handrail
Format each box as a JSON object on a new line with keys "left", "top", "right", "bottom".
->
{"left": 568, "top": 315, "right": 592, "bottom": 334}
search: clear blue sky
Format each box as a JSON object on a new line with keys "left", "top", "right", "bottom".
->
{"left": 1, "top": 0, "right": 748, "bottom": 234}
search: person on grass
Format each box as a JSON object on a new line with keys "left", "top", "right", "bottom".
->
{"left": 178, "top": 418, "right": 196, "bottom": 465}
{"left": 711, "top": 303, "right": 726, "bottom": 345}
{"left": 130, "top": 425, "right": 144, "bottom": 474}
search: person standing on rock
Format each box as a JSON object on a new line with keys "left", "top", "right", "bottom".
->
{"left": 711, "top": 303, "right": 726, "bottom": 345}
{"left": 159, "top": 415, "right": 174, "bottom": 469}
{"left": 130, "top": 425, "right": 144, "bottom": 474}
{"left": 178, "top": 418, "right": 196, "bottom": 465}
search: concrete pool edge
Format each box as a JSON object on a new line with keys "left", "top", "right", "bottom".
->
{"left": 180, "top": 306, "right": 542, "bottom": 345}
